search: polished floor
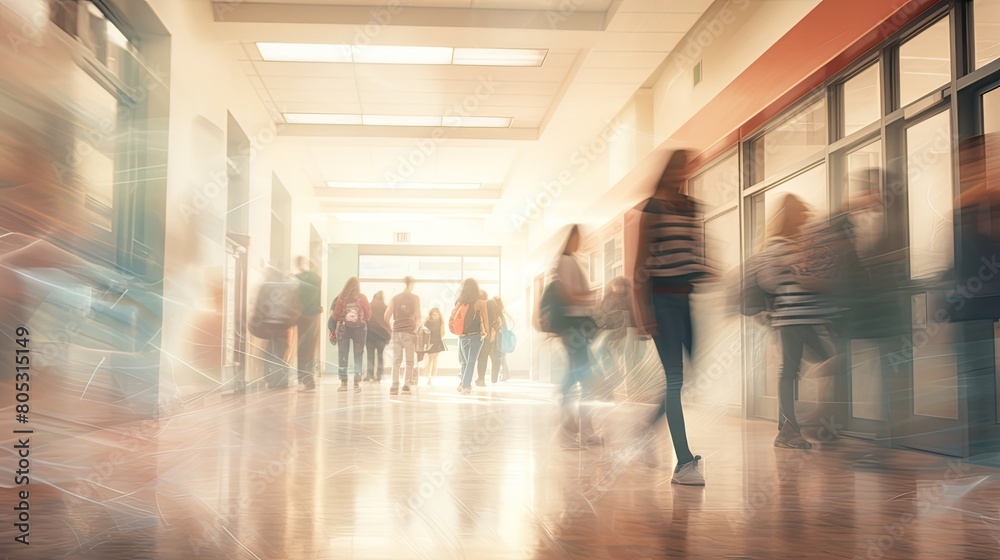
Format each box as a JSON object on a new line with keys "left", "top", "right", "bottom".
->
{"left": 7, "top": 375, "right": 1000, "bottom": 559}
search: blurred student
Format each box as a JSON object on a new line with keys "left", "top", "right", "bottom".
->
{"left": 365, "top": 291, "right": 391, "bottom": 382}
{"left": 454, "top": 279, "right": 488, "bottom": 394}
{"left": 496, "top": 297, "right": 514, "bottom": 382}
{"left": 331, "top": 276, "right": 371, "bottom": 392}
{"left": 385, "top": 276, "right": 420, "bottom": 395}
{"left": 476, "top": 290, "right": 502, "bottom": 386}
{"left": 757, "top": 193, "right": 838, "bottom": 450}
{"left": 594, "top": 276, "right": 634, "bottom": 400}
{"left": 553, "top": 225, "right": 600, "bottom": 446}
{"left": 631, "top": 150, "right": 707, "bottom": 485}
{"left": 421, "top": 307, "right": 447, "bottom": 385}
{"left": 295, "top": 256, "right": 322, "bottom": 391}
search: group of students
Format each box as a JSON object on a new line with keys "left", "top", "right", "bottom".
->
{"left": 328, "top": 275, "right": 514, "bottom": 395}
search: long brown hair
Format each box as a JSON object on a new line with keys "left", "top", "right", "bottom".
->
{"left": 457, "top": 278, "right": 481, "bottom": 305}
{"left": 338, "top": 276, "right": 361, "bottom": 302}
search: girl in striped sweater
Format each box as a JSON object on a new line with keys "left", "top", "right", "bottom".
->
{"left": 632, "top": 149, "right": 710, "bottom": 486}
{"left": 756, "top": 193, "right": 838, "bottom": 449}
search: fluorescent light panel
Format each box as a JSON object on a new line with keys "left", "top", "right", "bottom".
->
{"left": 283, "top": 113, "right": 510, "bottom": 128}
{"left": 258, "top": 43, "right": 352, "bottom": 63}
{"left": 327, "top": 182, "right": 481, "bottom": 190}
{"left": 284, "top": 113, "right": 362, "bottom": 125}
{"left": 362, "top": 114, "right": 442, "bottom": 127}
{"left": 453, "top": 48, "right": 546, "bottom": 67}
{"left": 352, "top": 45, "right": 453, "bottom": 65}
{"left": 257, "top": 43, "right": 546, "bottom": 67}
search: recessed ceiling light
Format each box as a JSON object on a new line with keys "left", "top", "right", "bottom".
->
{"left": 258, "top": 42, "right": 352, "bottom": 63}
{"left": 333, "top": 212, "right": 485, "bottom": 222}
{"left": 453, "top": 48, "right": 546, "bottom": 67}
{"left": 284, "top": 113, "right": 363, "bottom": 125}
{"left": 284, "top": 113, "right": 512, "bottom": 128}
{"left": 351, "top": 45, "right": 454, "bottom": 65}
{"left": 442, "top": 116, "right": 512, "bottom": 128}
{"left": 361, "top": 115, "right": 443, "bottom": 127}
{"left": 255, "top": 43, "right": 547, "bottom": 67}
{"left": 327, "top": 182, "right": 481, "bottom": 190}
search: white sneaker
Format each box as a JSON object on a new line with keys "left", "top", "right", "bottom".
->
{"left": 671, "top": 455, "right": 705, "bottom": 486}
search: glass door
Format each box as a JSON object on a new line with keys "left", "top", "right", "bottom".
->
{"left": 889, "top": 107, "right": 969, "bottom": 456}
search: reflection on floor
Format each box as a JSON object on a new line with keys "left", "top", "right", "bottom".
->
{"left": 10, "top": 377, "right": 1000, "bottom": 559}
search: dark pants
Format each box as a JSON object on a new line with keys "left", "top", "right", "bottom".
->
{"left": 296, "top": 314, "right": 319, "bottom": 388}
{"left": 777, "top": 324, "right": 833, "bottom": 432}
{"left": 648, "top": 293, "right": 694, "bottom": 466}
{"left": 265, "top": 334, "right": 289, "bottom": 388}
{"left": 477, "top": 334, "right": 501, "bottom": 383}
{"left": 338, "top": 325, "right": 367, "bottom": 380}
{"left": 366, "top": 337, "right": 386, "bottom": 380}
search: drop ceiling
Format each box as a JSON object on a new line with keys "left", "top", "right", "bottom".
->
{"left": 211, "top": 0, "right": 715, "bottom": 228}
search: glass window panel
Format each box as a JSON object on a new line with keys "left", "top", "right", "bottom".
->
{"left": 844, "top": 140, "right": 885, "bottom": 258}
{"left": 750, "top": 99, "right": 827, "bottom": 185}
{"left": 912, "top": 318, "right": 959, "bottom": 419}
{"left": 906, "top": 110, "right": 954, "bottom": 279}
{"left": 899, "top": 17, "right": 951, "bottom": 109}
{"left": 750, "top": 164, "right": 829, "bottom": 254}
{"left": 690, "top": 152, "right": 739, "bottom": 212}
{"left": 975, "top": 0, "right": 1000, "bottom": 70}
{"left": 843, "top": 63, "right": 881, "bottom": 136}
{"left": 851, "top": 340, "right": 885, "bottom": 420}
{"left": 359, "top": 255, "right": 462, "bottom": 280}
{"left": 986, "top": 87, "right": 1000, "bottom": 188}
{"left": 461, "top": 256, "right": 500, "bottom": 283}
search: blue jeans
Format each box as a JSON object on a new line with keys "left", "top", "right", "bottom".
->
{"left": 648, "top": 292, "right": 694, "bottom": 465}
{"left": 459, "top": 334, "right": 484, "bottom": 388}
{"left": 559, "top": 317, "right": 596, "bottom": 405}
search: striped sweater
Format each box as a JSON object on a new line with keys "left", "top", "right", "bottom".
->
{"left": 639, "top": 197, "right": 712, "bottom": 286}
{"left": 756, "top": 236, "right": 840, "bottom": 327}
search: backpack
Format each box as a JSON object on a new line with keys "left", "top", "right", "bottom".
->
{"left": 417, "top": 325, "right": 432, "bottom": 352}
{"left": 449, "top": 303, "right": 469, "bottom": 335}
{"left": 344, "top": 298, "right": 363, "bottom": 327}
{"left": 500, "top": 323, "right": 517, "bottom": 353}
{"left": 248, "top": 282, "right": 302, "bottom": 338}
{"left": 537, "top": 281, "right": 565, "bottom": 334}
{"left": 739, "top": 253, "right": 774, "bottom": 317}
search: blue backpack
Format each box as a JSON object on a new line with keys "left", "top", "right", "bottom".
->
{"left": 500, "top": 320, "right": 517, "bottom": 354}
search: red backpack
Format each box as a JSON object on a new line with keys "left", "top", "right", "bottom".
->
{"left": 449, "top": 303, "right": 469, "bottom": 335}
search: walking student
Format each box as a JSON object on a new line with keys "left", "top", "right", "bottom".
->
{"left": 421, "top": 307, "right": 447, "bottom": 385}
{"left": 385, "top": 276, "right": 421, "bottom": 395}
{"left": 454, "top": 279, "right": 488, "bottom": 394}
{"left": 365, "top": 291, "right": 391, "bottom": 382}
{"left": 553, "top": 225, "right": 600, "bottom": 447}
{"left": 294, "top": 256, "right": 322, "bottom": 392}
{"left": 331, "top": 276, "right": 370, "bottom": 392}
{"left": 631, "top": 150, "right": 709, "bottom": 486}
